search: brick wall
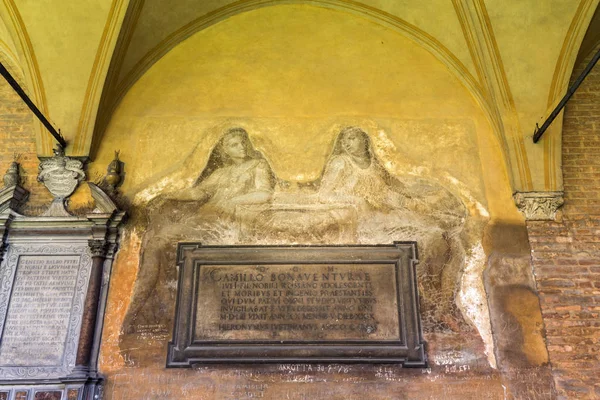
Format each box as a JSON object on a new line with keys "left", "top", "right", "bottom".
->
{"left": 527, "top": 49, "right": 600, "bottom": 399}
{"left": 0, "top": 78, "right": 52, "bottom": 212}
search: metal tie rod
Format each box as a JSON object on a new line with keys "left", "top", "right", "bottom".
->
{"left": 533, "top": 47, "right": 600, "bottom": 143}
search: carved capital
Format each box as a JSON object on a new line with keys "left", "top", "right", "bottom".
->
{"left": 88, "top": 240, "right": 108, "bottom": 258}
{"left": 513, "top": 191, "right": 564, "bottom": 221}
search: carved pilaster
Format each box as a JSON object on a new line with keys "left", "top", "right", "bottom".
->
{"left": 70, "top": 240, "right": 108, "bottom": 377}
{"left": 513, "top": 191, "right": 564, "bottom": 221}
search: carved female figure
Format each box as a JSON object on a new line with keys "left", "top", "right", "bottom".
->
{"left": 319, "top": 126, "right": 467, "bottom": 328}
{"left": 319, "top": 126, "right": 413, "bottom": 212}
{"left": 124, "top": 128, "right": 275, "bottom": 330}
{"left": 175, "top": 127, "right": 274, "bottom": 219}
{"left": 320, "top": 126, "right": 464, "bottom": 223}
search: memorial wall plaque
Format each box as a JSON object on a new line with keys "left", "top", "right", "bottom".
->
{"left": 0, "top": 243, "right": 92, "bottom": 379}
{"left": 0, "top": 255, "right": 80, "bottom": 367}
{"left": 167, "top": 243, "right": 426, "bottom": 366}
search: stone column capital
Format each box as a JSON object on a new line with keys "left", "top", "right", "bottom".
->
{"left": 88, "top": 239, "right": 109, "bottom": 258}
{"left": 513, "top": 191, "right": 564, "bottom": 221}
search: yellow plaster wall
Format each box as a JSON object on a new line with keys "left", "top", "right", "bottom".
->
{"left": 15, "top": 0, "right": 123, "bottom": 154}
{"left": 0, "top": 0, "right": 587, "bottom": 193}
{"left": 361, "top": 0, "right": 476, "bottom": 77}
{"left": 115, "top": 0, "right": 476, "bottom": 91}
{"left": 486, "top": 0, "right": 582, "bottom": 189}
{"left": 488, "top": 0, "right": 578, "bottom": 129}
{"left": 89, "top": 4, "right": 519, "bottom": 223}
{"left": 0, "top": 12, "right": 22, "bottom": 79}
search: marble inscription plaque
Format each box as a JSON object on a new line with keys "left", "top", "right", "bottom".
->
{"left": 0, "top": 255, "right": 80, "bottom": 366}
{"left": 168, "top": 244, "right": 426, "bottom": 366}
{"left": 196, "top": 264, "right": 400, "bottom": 341}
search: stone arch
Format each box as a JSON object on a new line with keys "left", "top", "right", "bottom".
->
{"left": 544, "top": 0, "right": 599, "bottom": 190}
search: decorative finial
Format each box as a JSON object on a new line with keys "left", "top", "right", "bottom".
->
{"left": 3, "top": 161, "right": 20, "bottom": 187}
{"left": 105, "top": 150, "right": 122, "bottom": 191}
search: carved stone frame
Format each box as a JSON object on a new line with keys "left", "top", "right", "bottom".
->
{"left": 0, "top": 182, "right": 125, "bottom": 400}
{"left": 167, "top": 243, "right": 426, "bottom": 367}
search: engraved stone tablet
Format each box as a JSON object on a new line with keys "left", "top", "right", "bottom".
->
{"left": 168, "top": 244, "right": 426, "bottom": 366}
{"left": 196, "top": 264, "right": 399, "bottom": 341}
{"left": 0, "top": 255, "right": 80, "bottom": 366}
{"left": 0, "top": 244, "right": 92, "bottom": 379}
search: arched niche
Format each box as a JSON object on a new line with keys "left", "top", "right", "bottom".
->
{"left": 91, "top": 4, "right": 515, "bottom": 219}
{"left": 90, "top": 5, "right": 530, "bottom": 397}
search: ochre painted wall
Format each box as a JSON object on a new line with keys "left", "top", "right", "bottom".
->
{"left": 90, "top": 5, "right": 517, "bottom": 222}
{"left": 89, "top": 6, "right": 553, "bottom": 399}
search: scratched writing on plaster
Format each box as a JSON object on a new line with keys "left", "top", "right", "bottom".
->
{"left": 133, "top": 323, "right": 169, "bottom": 341}
{"left": 278, "top": 364, "right": 351, "bottom": 374}
{"left": 225, "top": 383, "right": 268, "bottom": 399}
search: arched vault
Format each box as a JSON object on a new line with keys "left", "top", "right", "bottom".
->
{"left": 0, "top": 0, "right": 597, "bottom": 193}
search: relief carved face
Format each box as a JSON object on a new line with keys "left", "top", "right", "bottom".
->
{"left": 222, "top": 134, "right": 247, "bottom": 163}
{"left": 341, "top": 130, "right": 369, "bottom": 158}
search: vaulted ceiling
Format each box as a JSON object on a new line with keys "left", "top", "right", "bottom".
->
{"left": 0, "top": 0, "right": 598, "bottom": 192}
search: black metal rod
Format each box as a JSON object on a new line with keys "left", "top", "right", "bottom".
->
{"left": 0, "top": 61, "right": 67, "bottom": 148}
{"left": 534, "top": 47, "right": 600, "bottom": 143}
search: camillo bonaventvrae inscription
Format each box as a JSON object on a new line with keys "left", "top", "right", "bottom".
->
{"left": 123, "top": 126, "right": 469, "bottom": 360}
{"left": 198, "top": 263, "right": 395, "bottom": 341}
{"left": 167, "top": 244, "right": 425, "bottom": 365}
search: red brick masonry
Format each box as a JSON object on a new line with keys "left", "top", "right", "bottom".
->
{"left": 527, "top": 50, "right": 600, "bottom": 399}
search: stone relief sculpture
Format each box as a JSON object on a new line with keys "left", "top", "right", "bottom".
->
{"left": 123, "top": 125, "right": 471, "bottom": 340}
{"left": 178, "top": 127, "right": 274, "bottom": 219}
{"left": 319, "top": 126, "right": 465, "bottom": 224}
{"left": 318, "top": 127, "right": 467, "bottom": 327}
{"left": 125, "top": 128, "right": 275, "bottom": 328}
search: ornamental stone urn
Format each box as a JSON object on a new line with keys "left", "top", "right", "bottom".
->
{"left": 38, "top": 146, "right": 85, "bottom": 216}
